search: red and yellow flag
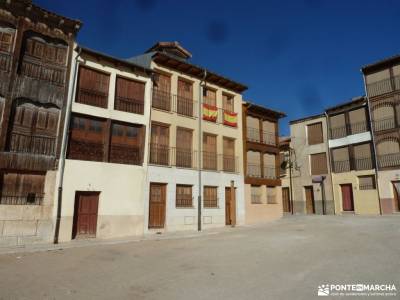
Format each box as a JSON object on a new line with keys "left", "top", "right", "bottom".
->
{"left": 203, "top": 103, "right": 218, "bottom": 122}
{"left": 224, "top": 110, "right": 237, "bottom": 127}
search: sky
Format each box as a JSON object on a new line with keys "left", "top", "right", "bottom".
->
{"left": 36, "top": 0, "right": 400, "bottom": 135}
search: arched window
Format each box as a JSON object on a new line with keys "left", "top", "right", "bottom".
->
{"left": 377, "top": 138, "right": 400, "bottom": 168}
{"left": 7, "top": 99, "right": 60, "bottom": 156}
{"left": 373, "top": 104, "right": 395, "bottom": 131}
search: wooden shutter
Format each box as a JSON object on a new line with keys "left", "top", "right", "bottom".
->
{"left": 177, "top": 79, "right": 193, "bottom": 116}
{"left": 204, "top": 186, "right": 218, "bottom": 208}
{"left": 310, "top": 153, "right": 328, "bottom": 175}
{"left": 115, "top": 77, "right": 145, "bottom": 114}
{"left": 155, "top": 73, "right": 171, "bottom": 92}
{"left": 307, "top": 122, "right": 323, "bottom": 145}
{"left": 176, "top": 127, "right": 193, "bottom": 167}
{"left": 203, "top": 133, "right": 217, "bottom": 170}
{"left": 178, "top": 79, "right": 192, "bottom": 100}
{"left": 110, "top": 122, "right": 142, "bottom": 165}
{"left": 223, "top": 137, "right": 234, "bottom": 156}
{"left": 0, "top": 31, "right": 13, "bottom": 52}
{"left": 151, "top": 124, "right": 169, "bottom": 146}
{"left": 204, "top": 89, "right": 216, "bottom": 106}
{"left": 329, "top": 114, "right": 346, "bottom": 138}
{"left": 0, "top": 173, "right": 45, "bottom": 205}
{"left": 359, "top": 175, "right": 376, "bottom": 190}
{"left": 331, "top": 147, "right": 350, "bottom": 172}
{"left": 77, "top": 67, "right": 110, "bottom": 108}
{"left": 222, "top": 94, "right": 234, "bottom": 112}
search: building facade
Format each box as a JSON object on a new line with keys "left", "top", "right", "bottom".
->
{"left": 56, "top": 47, "right": 152, "bottom": 242}
{"left": 242, "top": 102, "right": 285, "bottom": 224}
{"left": 0, "top": 0, "right": 81, "bottom": 246}
{"left": 129, "top": 42, "right": 247, "bottom": 232}
{"left": 362, "top": 57, "right": 400, "bottom": 214}
{"left": 326, "top": 97, "right": 380, "bottom": 215}
{"left": 285, "top": 114, "right": 335, "bottom": 215}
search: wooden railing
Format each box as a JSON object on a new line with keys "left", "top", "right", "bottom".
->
{"left": 20, "top": 57, "right": 66, "bottom": 86}
{"left": 8, "top": 132, "right": 56, "bottom": 156}
{"left": 152, "top": 89, "right": 197, "bottom": 117}
{"left": 0, "top": 193, "right": 44, "bottom": 205}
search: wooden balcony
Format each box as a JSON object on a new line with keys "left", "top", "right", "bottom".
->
{"left": 109, "top": 144, "right": 142, "bottom": 165}
{"left": 246, "top": 127, "right": 277, "bottom": 146}
{"left": 0, "top": 51, "right": 12, "bottom": 73}
{"left": 8, "top": 132, "right": 56, "bottom": 156}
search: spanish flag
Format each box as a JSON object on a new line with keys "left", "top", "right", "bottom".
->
{"left": 224, "top": 110, "right": 238, "bottom": 127}
{"left": 203, "top": 103, "right": 218, "bottom": 122}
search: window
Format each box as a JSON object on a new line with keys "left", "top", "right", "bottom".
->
{"left": 0, "top": 173, "right": 45, "bottom": 205}
{"left": 115, "top": 77, "right": 145, "bottom": 114}
{"left": 204, "top": 186, "right": 218, "bottom": 208}
{"left": 310, "top": 153, "right": 328, "bottom": 175}
{"left": 0, "top": 30, "right": 13, "bottom": 52}
{"left": 223, "top": 137, "right": 235, "bottom": 172}
{"left": 8, "top": 102, "right": 59, "bottom": 156}
{"left": 176, "top": 185, "right": 192, "bottom": 208}
{"left": 76, "top": 66, "right": 110, "bottom": 108}
{"left": 222, "top": 93, "right": 234, "bottom": 112}
{"left": 177, "top": 79, "right": 194, "bottom": 117}
{"left": 263, "top": 153, "right": 276, "bottom": 179}
{"left": 67, "top": 115, "right": 105, "bottom": 162}
{"left": 246, "top": 151, "right": 261, "bottom": 177}
{"left": 203, "top": 133, "right": 217, "bottom": 170}
{"left": 331, "top": 147, "right": 350, "bottom": 173}
{"left": 246, "top": 116, "right": 260, "bottom": 142}
{"left": 359, "top": 175, "right": 376, "bottom": 190}
{"left": 251, "top": 185, "right": 262, "bottom": 204}
{"left": 262, "top": 120, "right": 276, "bottom": 145}
{"left": 267, "top": 186, "right": 277, "bottom": 204}
{"left": 307, "top": 122, "right": 323, "bottom": 145}
{"left": 110, "top": 122, "right": 144, "bottom": 165}
{"left": 176, "top": 127, "right": 193, "bottom": 168}
{"left": 153, "top": 72, "right": 171, "bottom": 111}
{"left": 329, "top": 114, "right": 346, "bottom": 139}
{"left": 349, "top": 108, "right": 367, "bottom": 134}
{"left": 353, "top": 143, "right": 373, "bottom": 170}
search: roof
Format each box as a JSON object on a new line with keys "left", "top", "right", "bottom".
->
{"left": 78, "top": 46, "right": 152, "bottom": 76}
{"left": 128, "top": 43, "right": 248, "bottom": 93}
{"left": 289, "top": 113, "right": 325, "bottom": 125}
{"left": 325, "top": 96, "right": 366, "bottom": 113}
{"left": 145, "top": 42, "right": 192, "bottom": 59}
{"left": 243, "top": 101, "right": 286, "bottom": 118}
{"left": 361, "top": 54, "right": 400, "bottom": 73}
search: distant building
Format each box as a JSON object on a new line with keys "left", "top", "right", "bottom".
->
{"left": 362, "top": 56, "right": 400, "bottom": 214}
{"left": 242, "top": 102, "right": 286, "bottom": 224}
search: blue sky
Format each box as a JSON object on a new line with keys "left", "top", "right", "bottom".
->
{"left": 37, "top": 0, "right": 400, "bottom": 135}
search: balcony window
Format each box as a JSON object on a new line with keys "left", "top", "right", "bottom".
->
{"left": 331, "top": 147, "right": 350, "bottom": 173}
{"left": 150, "top": 123, "right": 170, "bottom": 165}
{"left": 223, "top": 137, "right": 236, "bottom": 172}
{"left": 329, "top": 113, "right": 346, "bottom": 139}
{"left": 176, "top": 127, "right": 193, "bottom": 168}
{"left": 262, "top": 120, "right": 276, "bottom": 145}
{"left": 353, "top": 143, "right": 373, "bottom": 171}
{"left": 177, "top": 79, "right": 194, "bottom": 117}
{"left": 110, "top": 122, "right": 143, "bottom": 165}
{"left": 263, "top": 153, "right": 276, "bottom": 179}
{"left": 203, "top": 133, "right": 217, "bottom": 170}
{"left": 115, "top": 77, "right": 145, "bottom": 114}
{"left": 0, "top": 172, "right": 45, "bottom": 205}
{"left": 153, "top": 72, "right": 171, "bottom": 111}
{"left": 76, "top": 67, "right": 109, "bottom": 108}
{"left": 246, "top": 116, "right": 260, "bottom": 142}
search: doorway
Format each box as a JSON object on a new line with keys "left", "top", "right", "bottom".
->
{"left": 282, "top": 187, "right": 291, "bottom": 213}
{"left": 341, "top": 184, "right": 354, "bottom": 212}
{"left": 304, "top": 186, "right": 315, "bottom": 214}
{"left": 148, "top": 183, "right": 166, "bottom": 229}
{"left": 392, "top": 182, "right": 400, "bottom": 212}
{"left": 72, "top": 192, "right": 99, "bottom": 239}
{"left": 225, "top": 187, "right": 236, "bottom": 225}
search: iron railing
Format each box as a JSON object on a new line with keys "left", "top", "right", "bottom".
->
{"left": 149, "top": 144, "right": 198, "bottom": 168}
{"left": 176, "top": 195, "right": 193, "bottom": 208}
{"left": 332, "top": 160, "right": 351, "bottom": 173}
{"left": 76, "top": 87, "right": 108, "bottom": 108}
{"left": 202, "top": 151, "right": 218, "bottom": 170}
{"left": 8, "top": 132, "right": 56, "bottom": 156}
{"left": 152, "top": 89, "right": 197, "bottom": 117}
{"left": 329, "top": 120, "right": 368, "bottom": 139}
{"left": 109, "top": 144, "right": 142, "bottom": 165}
{"left": 0, "top": 51, "right": 11, "bottom": 72}
{"left": 354, "top": 157, "right": 373, "bottom": 171}
{"left": 246, "top": 127, "right": 276, "bottom": 145}
{"left": 0, "top": 193, "right": 43, "bottom": 205}
{"left": 366, "top": 77, "right": 394, "bottom": 98}
{"left": 373, "top": 117, "right": 396, "bottom": 132}
{"left": 246, "top": 163, "right": 262, "bottom": 178}
{"left": 263, "top": 165, "right": 277, "bottom": 179}
{"left": 378, "top": 153, "right": 400, "bottom": 168}
{"left": 204, "top": 197, "right": 218, "bottom": 208}
{"left": 114, "top": 96, "right": 144, "bottom": 115}
{"left": 333, "top": 157, "right": 373, "bottom": 173}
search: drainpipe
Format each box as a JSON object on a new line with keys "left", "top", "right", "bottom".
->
{"left": 289, "top": 147, "right": 294, "bottom": 214}
{"left": 54, "top": 47, "right": 82, "bottom": 244}
{"left": 198, "top": 69, "right": 207, "bottom": 231}
{"left": 324, "top": 112, "right": 335, "bottom": 215}
{"left": 362, "top": 75, "right": 383, "bottom": 215}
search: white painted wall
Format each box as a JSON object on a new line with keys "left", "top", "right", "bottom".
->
{"left": 328, "top": 132, "right": 371, "bottom": 148}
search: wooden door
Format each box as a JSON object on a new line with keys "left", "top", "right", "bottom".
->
{"left": 149, "top": 183, "right": 166, "bottom": 229}
{"left": 223, "top": 137, "right": 235, "bottom": 172}
{"left": 282, "top": 187, "right": 291, "bottom": 213}
{"left": 341, "top": 184, "right": 354, "bottom": 211}
{"left": 72, "top": 192, "right": 99, "bottom": 239}
{"left": 305, "top": 186, "right": 315, "bottom": 214}
{"left": 177, "top": 79, "right": 193, "bottom": 116}
{"left": 176, "top": 127, "right": 192, "bottom": 167}
{"left": 150, "top": 124, "right": 169, "bottom": 165}
{"left": 203, "top": 133, "right": 217, "bottom": 170}
{"left": 392, "top": 182, "right": 400, "bottom": 212}
{"left": 225, "top": 187, "right": 231, "bottom": 225}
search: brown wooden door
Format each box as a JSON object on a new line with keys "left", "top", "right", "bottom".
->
{"left": 341, "top": 184, "right": 354, "bottom": 211}
{"left": 225, "top": 187, "right": 231, "bottom": 225}
{"left": 149, "top": 183, "right": 166, "bottom": 229}
{"left": 72, "top": 192, "right": 99, "bottom": 239}
{"left": 282, "top": 187, "right": 291, "bottom": 213}
{"left": 305, "top": 186, "right": 315, "bottom": 214}
{"left": 392, "top": 182, "right": 400, "bottom": 212}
